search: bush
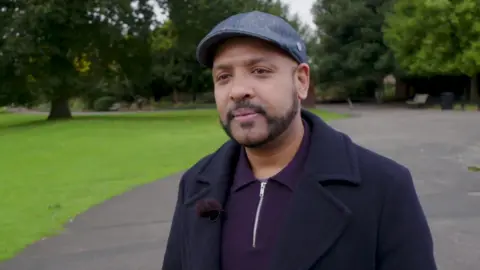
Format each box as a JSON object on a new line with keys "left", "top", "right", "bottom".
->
{"left": 93, "top": 96, "right": 117, "bottom": 112}
{"left": 69, "top": 98, "right": 88, "bottom": 112}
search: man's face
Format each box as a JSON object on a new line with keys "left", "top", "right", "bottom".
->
{"left": 211, "top": 37, "right": 310, "bottom": 148}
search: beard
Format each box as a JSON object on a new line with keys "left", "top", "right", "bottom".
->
{"left": 220, "top": 89, "right": 299, "bottom": 148}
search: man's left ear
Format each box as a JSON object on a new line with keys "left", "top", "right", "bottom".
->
{"left": 295, "top": 63, "right": 310, "bottom": 100}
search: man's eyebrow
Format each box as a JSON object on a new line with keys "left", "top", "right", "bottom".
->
{"left": 212, "top": 63, "right": 231, "bottom": 72}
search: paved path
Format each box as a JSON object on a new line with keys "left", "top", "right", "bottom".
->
{"left": 329, "top": 108, "right": 480, "bottom": 270}
{"left": 1, "top": 108, "right": 479, "bottom": 270}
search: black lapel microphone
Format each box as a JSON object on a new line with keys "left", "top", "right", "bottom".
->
{"left": 195, "top": 198, "right": 226, "bottom": 222}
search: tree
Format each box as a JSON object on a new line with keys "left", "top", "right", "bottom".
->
{"left": 150, "top": 20, "right": 195, "bottom": 102}
{"left": 0, "top": 0, "right": 156, "bottom": 120}
{"left": 0, "top": 0, "right": 34, "bottom": 107}
{"left": 311, "top": 0, "right": 395, "bottom": 99}
{"left": 383, "top": 0, "right": 480, "bottom": 102}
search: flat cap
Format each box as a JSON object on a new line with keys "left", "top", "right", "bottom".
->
{"left": 196, "top": 11, "right": 308, "bottom": 68}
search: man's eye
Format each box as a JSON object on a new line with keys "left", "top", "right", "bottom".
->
{"left": 252, "top": 68, "right": 270, "bottom": 74}
{"left": 217, "top": 74, "right": 230, "bottom": 81}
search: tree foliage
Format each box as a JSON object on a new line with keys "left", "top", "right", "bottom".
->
{"left": 0, "top": 0, "right": 156, "bottom": 119}
{"left": 384, "top": 0, "right": 480, "bottom": 101}
{"left": 0, "top": 0, "right": 33, "bottom": 106}
{"left": 311, "top": 0, "right": 395, "bottom": 98}
{"left": 384, "top": 0, "right": 480, "bottom": 77}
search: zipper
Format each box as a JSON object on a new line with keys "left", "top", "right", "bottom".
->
{"left": 252, "top": 181, "right": 267, "bottom": 248}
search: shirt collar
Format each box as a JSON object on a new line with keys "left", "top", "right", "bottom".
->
{"left": 231, "top": 120, "right": 311, "bottom": 191}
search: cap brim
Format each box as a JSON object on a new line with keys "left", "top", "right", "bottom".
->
{"left": 196, "top": 29, "right": 290, "bottom": 68}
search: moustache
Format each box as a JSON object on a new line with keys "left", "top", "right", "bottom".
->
{"left": 226, "top": 102, "right": 266, "bottom": 121}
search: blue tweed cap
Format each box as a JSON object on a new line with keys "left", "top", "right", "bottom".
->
{"left": 196, "top": 11, "right": 308, "bottom": 68}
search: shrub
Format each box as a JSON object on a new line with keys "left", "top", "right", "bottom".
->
{"left": 93, "top": 96, "right": 117, "bottom": 112}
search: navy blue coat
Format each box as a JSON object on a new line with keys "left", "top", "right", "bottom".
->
{"left": 162, "top": 109, "right": 437, "bottom": 270}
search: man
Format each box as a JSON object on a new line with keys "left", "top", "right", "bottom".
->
{"left": 162, "top": 11, "right": 437, "bottom": 270}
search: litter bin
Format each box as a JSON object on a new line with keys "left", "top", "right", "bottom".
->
{"left": 440, "top": 92, "right": 454, "bottom": 110}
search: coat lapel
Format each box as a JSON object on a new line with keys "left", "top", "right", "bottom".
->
{"left": 269, "top": 110, "right": 362, "bottom": 270}
{"left": 182, "top": 141, "right": 240, "bottom": 270}
{"left": 268, "top": 176, "right": 353, "bottom": 270}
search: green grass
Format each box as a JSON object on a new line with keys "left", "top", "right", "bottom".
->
{"left": 431, "top": 103, "right": 479, "bottom": 111}
{"left": 0, "top": 109, "right": 346, "bottom": 261}
{"left": 468, "top": 166, "right": 480, "bottom": 172}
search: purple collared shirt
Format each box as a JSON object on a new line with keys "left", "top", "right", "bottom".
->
{"left": 221, "top": 121, "right": 311, "bottom": 270}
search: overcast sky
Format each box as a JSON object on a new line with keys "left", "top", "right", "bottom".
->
{"left": 283, "top": 0, "right": 316, "bottom": 28}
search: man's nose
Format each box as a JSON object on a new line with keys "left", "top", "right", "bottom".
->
{"left": 229, "top": 81, "right": 254, "bottom": 101}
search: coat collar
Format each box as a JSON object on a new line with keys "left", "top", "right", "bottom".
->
{"left": 300, "top": 109, "right": 361, "bottom": 184}
{"left": 192, "top": 109, "right": 361, "bottom": 188}
{"left": 184, "top": 109, "right": 361, "bottom": 270}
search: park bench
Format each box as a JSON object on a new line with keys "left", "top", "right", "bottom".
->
{"left": 109, "top": 102, "right": 121, "bottom": 111}
{"left": 406, "top": 93, "right": 429, "bottom": 108}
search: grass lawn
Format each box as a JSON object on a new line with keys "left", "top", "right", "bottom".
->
{"left": 431, "top": 103, "right": 479, "bottom": 111}
{"left": 468, "top": 166, "right": 480, "bottom": 172}
{"left": 0, "top": 108, "right": 346, "bottom": 261}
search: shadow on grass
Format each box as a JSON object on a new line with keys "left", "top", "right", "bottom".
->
{"left": 0, "top": 110, "right": 220, "bottom": 132}
{"left": 1, "top": 108, "right": 347, "bottom": 132}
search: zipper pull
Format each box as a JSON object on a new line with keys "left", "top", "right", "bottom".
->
{"left": 259, "top": 181, "right": 267, "bottom": 197}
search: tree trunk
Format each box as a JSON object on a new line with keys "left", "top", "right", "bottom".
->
{"left": 191, "top": 83, "right": 197, "bottom": 103}
{"left": 470, "top": 74, "right": 478, "bottom": 103}
{"left": 190, "top": 75, "right": 197, "bottom": 103}
{"left": 395, "top": 79, "right": 408, "bottom": 100}
{"left": 172, "top": 89, "right": 178, "bottom": 104}
{"left": 192, "top": 89, "right": 197, "bottom": 103}
{"left": 48, "top": 97, "right": 72, "bottom": 120}
{"left": 461, "top": 86, "right": 468, "bottom": 111}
